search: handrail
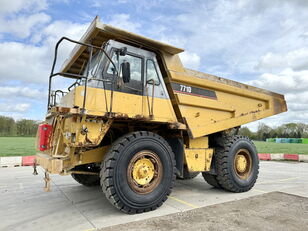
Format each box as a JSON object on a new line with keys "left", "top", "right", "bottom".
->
{"left": 48, "top": 37, "right": 118, "bottom": 114}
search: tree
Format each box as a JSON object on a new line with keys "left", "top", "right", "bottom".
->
{"left": 0, "top": 116, "right": 16, "bottom": 136}
{"left": 256, "top": 123, "right": 272, "bottom": 141}
{"left": 239, "top": 127, "right": 254, "bottom": 139}
{"left": 16, "top": 119, "right": 39, "bottom": 136}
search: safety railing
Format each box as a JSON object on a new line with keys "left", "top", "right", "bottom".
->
{"left": 48, "top": 37, "right": 117, "bottom": 114}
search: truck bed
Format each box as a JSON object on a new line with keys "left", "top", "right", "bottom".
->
{"left": 168, "top": 68, "right": 287, "bottom": 138}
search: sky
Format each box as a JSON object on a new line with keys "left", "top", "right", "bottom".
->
{"left": 0, "top": 0, "right": 307, "bottom": 131}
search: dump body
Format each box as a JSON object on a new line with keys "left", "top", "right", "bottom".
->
{"left": 168, "top": 67, "right": 287, "bottom": 138}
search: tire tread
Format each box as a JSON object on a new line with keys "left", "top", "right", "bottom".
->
{"left": 215, "top": 135, "right": 259, "bottom": 192}
{"left": 100, "top": 131, "right": 176, "bottom": 214}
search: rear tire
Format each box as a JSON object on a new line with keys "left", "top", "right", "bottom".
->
{"left": 71, "top": 164, "right": 100, "bottom": 187}
{"left": 215, "top": 135, "right": 259, "bottom": 192}
{"left": 202, "top": 173, "right": 221, "bottom": 188}
{"left": 100, "top": 131, "right": 176, "bottom": 214}
{"left": 178, "top": 166, "right": 199, "bottom": 180}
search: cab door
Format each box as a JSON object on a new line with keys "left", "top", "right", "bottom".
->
{"left": 143, "top": 58, "right": 177, "bottom": 122}
{"left": 104, "top": 48, "right": 144, "bottom": 118}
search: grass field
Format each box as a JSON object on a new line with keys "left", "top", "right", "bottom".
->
{"left": 0, "top": 137, "right": 307, "bottom": 157}
{"left": 254, "top": 141, "right": 308, "bottom": 154}
{"left": 0, "top": 137, "right": 36, "bottom": 157}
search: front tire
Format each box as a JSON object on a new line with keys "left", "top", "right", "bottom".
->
{"left": 100, "top": 131, "right": 176, "bottom": 214}
{"left": 215, "top": 135, "right": 259, "bottom": 192}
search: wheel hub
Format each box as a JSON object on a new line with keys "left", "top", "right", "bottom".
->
{"left": 233, "top": 149, "right": 252, "bottom": 180}
{"left": 235, "top": 155, "right": 247, "bottom": 173}
{"left": 127, "top": 150, "right": 163, "bottom": 194}
{"left": 132, "top": 158, "right": 155, "bottom": 185}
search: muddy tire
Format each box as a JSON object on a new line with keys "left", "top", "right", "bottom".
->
{"left": 71, "top": 165, "right": 100, "bottom": 187}
{"left": 178, "top": 166, "right": 199, "bottom": 180}
{"left": 215, "top": 135, "right": 259, "bottom": 192}
{"left": 100, "top": 131, "right": 176, "bottom": 214}
{"left": 202, "top": 173, "right": 221, "bottom": 188}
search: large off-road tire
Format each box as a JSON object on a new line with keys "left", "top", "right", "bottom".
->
{"left": 100, "top": 131, "right": 176, "bottom": 214}
{"left": 202, "top": 173, "right": 221, "bottom": 188}
{"left": 214, "top": 135, "right": 259, "bottom": 192}
{"left": 71, "top": 164, "right": 100, "bottom": 187}
{"left": 178, "top": 166, "right": 199, "bottom": 180}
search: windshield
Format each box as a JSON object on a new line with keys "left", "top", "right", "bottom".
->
{"left": 83, "top": 51, "right": 104, "bottom": 78}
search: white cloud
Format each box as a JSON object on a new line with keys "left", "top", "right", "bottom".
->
{"left": 247, "top": 68, "right": 308, "bottom": 94}
{"left": 147, "top": 0, "right": 308, "bottom": 78}
{"left": 107, "top": 14, "right": 141, "bottom": 33}
{"left": 0, "top": 103, "right": 30, "bottom": 112}
{"left": 256, "top": 48, "right": 308, "bottom": 72}
{"left": 0, "top": 22, "right": 87, "bottom": 133}
{"left": 0, "top": 86, "right": 45, "bottom": 99}
{"left": 179, "top": 52, "right": 201, "bottom": 70}
{"left": 0, "top": 13, "right": 51, "bottom": 39}
{"left": 246, "top": 68, "right": 308, "bottom": 129}
{"left": 0, "top": 0, "right": 48, "bottom": 15}
{"left": 0, "top": 42, "right": 50, "bottom": 83}
{"left": 0, "top": 19, "right": 88, "bottom": 84}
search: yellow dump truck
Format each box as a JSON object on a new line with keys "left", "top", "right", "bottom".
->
{"left": 35, "top": 16, "right": 287, "bottom": 214}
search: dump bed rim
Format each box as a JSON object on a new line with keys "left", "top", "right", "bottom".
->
{"left": 184, "top": 68, "right": 285, "bottom": 99}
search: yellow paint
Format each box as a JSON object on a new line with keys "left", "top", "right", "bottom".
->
{"left": 168, "top": 196, "right": 199, "bottom": 208}
{"left": 253, "top": 189, "right": 268, "bottom": 193}
{"left": 235, "top": 155, "right": 247, "bottom": 173}
{"left": 81, "top": 228, "right": 97, "bottom": 231}
{"left": 36, "top": 146, "right": 109, "bottom": 174}
{"left": 188, "top": 136, "right": 209, "bottom": 149}
{"left": 73, "top": 86, "right": 177, "bottom": 123}
{"left": 76, "top": 146, "right": 109, "bottom": 165}
{"left": 278, "top": 177, "right": 300, "bottom": 182}
{"left": 132, "top": 158, "right": 155, "bottom": 185}
{"left": 184, "top": 148, "right": 213, "bottom": 172}
{"left": 170, "top": 75, "right": 286, "bottom": 138}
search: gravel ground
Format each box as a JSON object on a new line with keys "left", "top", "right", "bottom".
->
{"left": 101, "top": 192, "right": 308, "bottom": 231}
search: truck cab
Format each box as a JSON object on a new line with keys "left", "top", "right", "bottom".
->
{"left": 58, "top": 40, "right": 176, "bottom": 122}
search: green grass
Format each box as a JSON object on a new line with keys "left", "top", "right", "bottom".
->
{"left": 254, "top": 141, "right": 308, "bottom": 154}
{"left": 0, "top": 137, "right": 36, "bottom": 157}
{"left": 0, "top": 137, "right": 307, "bottom": 157}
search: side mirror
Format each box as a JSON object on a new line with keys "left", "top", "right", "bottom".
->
{"left": 121, "top": 61, "right": 130, "bottom": 83}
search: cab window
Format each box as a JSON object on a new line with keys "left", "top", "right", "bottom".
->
{"left": 106, "top": 49, "right": 143, "bottom": 95}
{"left": 107, "top": 52, "right": 142, "bottom": 81}
{"left": 146, "top": 60, "right": 160, "bottom": 85}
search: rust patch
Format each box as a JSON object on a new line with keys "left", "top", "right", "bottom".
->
{"left": 168, "top": 122, "right": 187, "bottom": 130}
{"left": 274, "top": 98, "right": 288, "bottom": 114}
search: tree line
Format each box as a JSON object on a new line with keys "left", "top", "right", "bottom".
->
{"left": 0, "top": 115, "right": 307, "bottom": 140}
{"left": 0, "top": 116, "right": 39, "bottom": 137}
{"left": 239, "top": 123, "right": 308, "bottom": 141}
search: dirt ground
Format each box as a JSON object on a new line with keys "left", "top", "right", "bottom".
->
{"left": 101, "top": 192, "right": 308, "bottom": 231}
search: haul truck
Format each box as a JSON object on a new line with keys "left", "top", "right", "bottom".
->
{"left": 35, "top": 16, "right": 287, "bottom": 214}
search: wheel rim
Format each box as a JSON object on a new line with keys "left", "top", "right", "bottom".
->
{"left": 233, "top": 149, "right": 252, "bottom": 180}
{"left": 127, "top": 150, "right": 163, "bottom": 194}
